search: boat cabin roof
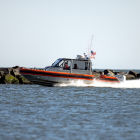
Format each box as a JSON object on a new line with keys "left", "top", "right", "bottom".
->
{"left": 62, "top": 58, "right": 90, "bottom": 61}
{"left": 55, "top": 58, "right": 91, "bottom": 62}
{"left": 51, "top": 58, "right": 91, "bottom": 67}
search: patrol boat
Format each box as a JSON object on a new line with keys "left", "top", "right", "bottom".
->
{"left": 19, "top": 55, "right": 95, "bottom": 86}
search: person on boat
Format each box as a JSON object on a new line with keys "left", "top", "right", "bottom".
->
{"left": 64, "top": 62, "right": 69, "bottom": 69}
{"left": 74, "top": 64, "right": 78, "bottom": 69}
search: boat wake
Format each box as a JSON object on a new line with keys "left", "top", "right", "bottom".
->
{"left": 55, "top": 79, "right": 140, "bottom": 88}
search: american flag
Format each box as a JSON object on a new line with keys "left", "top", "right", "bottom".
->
{"left": 90, "top": 50, "right": 96, "bottom": 59}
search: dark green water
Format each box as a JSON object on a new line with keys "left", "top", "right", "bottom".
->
{"left": 0, "top": 83, "right": 140, "bottom": 140}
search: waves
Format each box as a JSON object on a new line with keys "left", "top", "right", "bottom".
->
{"left": 55, "top": 79, "right": 140, "bottom": 88}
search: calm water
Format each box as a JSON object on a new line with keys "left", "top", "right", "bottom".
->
{"left": 0, "top": 82, "right": 140, "bottom": 140}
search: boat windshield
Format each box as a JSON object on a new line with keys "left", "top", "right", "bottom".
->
{"left": 51, "top": 58, "right": 62, "bottom": 67}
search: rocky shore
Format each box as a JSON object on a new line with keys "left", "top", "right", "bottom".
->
{"left": 0, "top": 66, "right": 140, "bottom": 84}
{"left": 0, "top": 66, "right": 32, "bottom": 84}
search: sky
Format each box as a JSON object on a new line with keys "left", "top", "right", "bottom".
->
{"left": 0, "top": 0, "right": 140, "bottom": 69}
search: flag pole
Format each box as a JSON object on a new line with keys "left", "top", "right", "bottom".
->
{"left": 89, "top": 35, "right": 94, "bottom": 59}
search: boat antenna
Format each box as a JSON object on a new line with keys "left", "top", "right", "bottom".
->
{"left": 88, "top": 45, "right": 89, "bottom": 58}
{"left": 90, "top": 35, "right": 94, "bottom": 54}
{"left": 88, "top": 35, "right": 94, "bottom": 58}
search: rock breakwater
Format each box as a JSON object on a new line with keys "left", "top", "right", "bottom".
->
{"left": 0, "top": 66, "right": 32, "bottom": 84}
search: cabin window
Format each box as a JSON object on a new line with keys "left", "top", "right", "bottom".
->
{"left": 52, "top": 59, "right": 71, "bottom": 70}
{"left": 63, "top": 61, "right": 71, "bottom": 70}
{"left": 51, "top": 58, "right": 62, "bottom": 67}
{"left": 51, "top": 59, "right": 66, "bottom": 67}
{"left": 72, "top": 61, "right": 90, "bottom": 70}
{"left": 72, "top": 61, "right": 85, "bottom": 70}
{"left": 85, "top": 62, "right": 90, "bottom": 70}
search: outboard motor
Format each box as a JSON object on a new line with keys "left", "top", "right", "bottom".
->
{"left": 107, "top": 73, "right": 111, "bottom": 76}
{"left": 115, "top": 75, "right": 126, "bottom": 82}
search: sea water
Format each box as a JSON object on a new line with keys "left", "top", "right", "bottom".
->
{"left": 0, "top": 80, "right": 140, "bottom": 140}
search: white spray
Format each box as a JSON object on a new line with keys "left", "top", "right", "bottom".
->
{"left": 56, "top": 79, "right": 140, "bottom": 89}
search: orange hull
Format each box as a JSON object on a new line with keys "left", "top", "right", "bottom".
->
{"left": 19, "top": 68, "right": 95, "bottom": 81}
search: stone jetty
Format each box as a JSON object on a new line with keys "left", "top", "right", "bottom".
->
{"left": 0, "top": 66, "right": 140, "bottom": 84}
{"left": 0, "top": 66, "right": 32, "bottom": 84}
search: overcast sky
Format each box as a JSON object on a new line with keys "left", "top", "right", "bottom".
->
{"left": 0, "top": 0, "right": 140, "bottom": 69}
